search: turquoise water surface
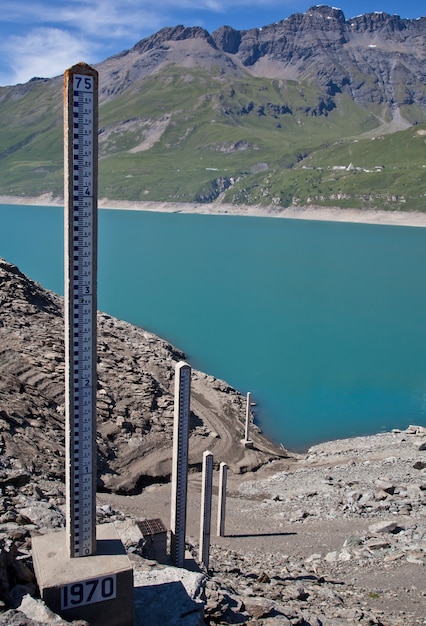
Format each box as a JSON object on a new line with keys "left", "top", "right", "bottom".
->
{"left": 1, "top": 203, "right": 426, "bottom": 450}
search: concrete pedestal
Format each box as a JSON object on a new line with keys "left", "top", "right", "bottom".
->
{"left": 32, "top": 523, "right": 134, "bottom": 626}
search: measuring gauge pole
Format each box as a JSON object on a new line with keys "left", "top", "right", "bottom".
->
{"left": 64, "top": 63, "right": 98, "bottom": 558}
{"left": 170, "top": 362, "right": 191, "bottom": 567}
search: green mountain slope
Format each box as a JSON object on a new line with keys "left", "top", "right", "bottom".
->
{"left": 222, "top": 122, "right": 426, "bottom": 211}
{"left": 95, "top": 69, "right": 382, "bottom": 203}
{"left": 0, "top": 79, "right": 63, "bottom": 197}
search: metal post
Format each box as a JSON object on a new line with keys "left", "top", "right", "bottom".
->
{"left": 64, "top": 63, "right": 98, "bottom": 558}
{"left": 217, "top": 462, "right": 228, "bottom": 537}
{"left": 245, "top": 392, "right": 251, "bottom": 441}
{"left": 243, "top": 392, "right": 253, "bottom": 448}
{"left": 199, "top": 450, "right": 214, "bottom": 569}
{"left": 170, "top": 361, "right": 191, "bottom": 567}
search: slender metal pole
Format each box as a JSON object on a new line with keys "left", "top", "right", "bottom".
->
{"left": 170, "top": 361, "right": 191, "bottom": 567}
{"left": 244, "top": 392, "right": 251, "bottom": 442}
{"left": 199, "top": 450, "right": 214, "bottom": 569}
{"left": 64, "top": 63, "right": 98, "bottom": 558}
{"left": 217, "top": 462, "right": 228, "bottom": 537}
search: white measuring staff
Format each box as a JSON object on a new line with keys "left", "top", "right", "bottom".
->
{"left": 170, "top": 362, "right": 191, "bottom": 567}
{"left": 199, "top": 450, "right": 213, "bottom": 569}
{"left": 64, "top": 63, "right": 98, "bottom": 558}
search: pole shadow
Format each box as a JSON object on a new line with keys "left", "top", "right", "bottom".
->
{"left": 224, "top": 532, "right": 297, "bottom": 538}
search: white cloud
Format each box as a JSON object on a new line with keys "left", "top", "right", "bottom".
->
{"left": 1, "top": 0, "right": 295, "bottom": 32}
{"left": 0, "top": 28, "right": 95, "bottom": 84}
{"left": 55, "top": 1, "right": 165, "bottom": 38}
{"left": 0, "top": 0, "right": 301, "bottom": 85}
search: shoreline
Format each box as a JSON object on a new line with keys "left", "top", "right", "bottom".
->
{"left": 2, "top": 194, "right": 426, "bottom": 227}
{"left": 2, "top": 196, "right": 426, "bottom": 457}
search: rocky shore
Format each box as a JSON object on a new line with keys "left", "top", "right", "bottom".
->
{"left": 2, "top": 195, "right": 426, "bottom": 228}
{"left": 96, "top": 426, "right": 426, "bottom": 626}
{"left": 0, "top": 258, "right": 425, "bottom": 625}
{"left": 0, "top": 258, "right": 283, "bottom": 493}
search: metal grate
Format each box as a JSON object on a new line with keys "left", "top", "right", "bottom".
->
{"left": 137, "top": 518, "right": 167, "bottom": 536}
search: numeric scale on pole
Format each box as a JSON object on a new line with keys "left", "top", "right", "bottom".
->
{"left": 64, "top": 63, "right": 98, "bottom": 558}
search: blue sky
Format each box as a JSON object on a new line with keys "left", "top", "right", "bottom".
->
{"left": 0, "top": 1, "right": 423, "bottom": 86}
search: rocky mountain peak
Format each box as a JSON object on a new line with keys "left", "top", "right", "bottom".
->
{"left": 353, "top": 10, "right": 408, "bottom": 26}
{"left": 96, "top": 5, "right": 425, "bottom": 119}
{"left": 133, "top": 24, "right": 216, "bottom": 54}
{"left": 303, "top": 4, "right": 346, "bottom": 24}
{"left": 210, "top": 25, "right": 242, "bottom": 54}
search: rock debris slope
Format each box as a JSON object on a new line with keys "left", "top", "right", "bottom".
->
{"left": 1, "top": 257, "right": 425, "bottom": 625}
{"left": 201, "top": 427, "right": 426, "bottom": 625}
{"left": 95, "top": 425, "right": 426, "bottom": 625}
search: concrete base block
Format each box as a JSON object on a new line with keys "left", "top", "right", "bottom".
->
{"left": 32, "top": 523, "right": 134, "bottom": 626}
{"left": 240, "top": 438, "right": 254, "bottom": 448}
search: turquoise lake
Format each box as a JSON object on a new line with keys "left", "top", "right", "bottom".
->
{"left": 1, "top": 203, "right": 426, "bottom": 450}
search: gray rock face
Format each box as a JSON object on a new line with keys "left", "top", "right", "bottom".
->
{"left": 110, "top": 5, "right": 426, "bottom": 117}
{"left": 217, "top": 7, "right": 426, "bottom": 115}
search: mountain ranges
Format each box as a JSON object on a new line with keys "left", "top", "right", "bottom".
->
{"left": 0, "top": 5, "right": 425, "bottom": 209}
